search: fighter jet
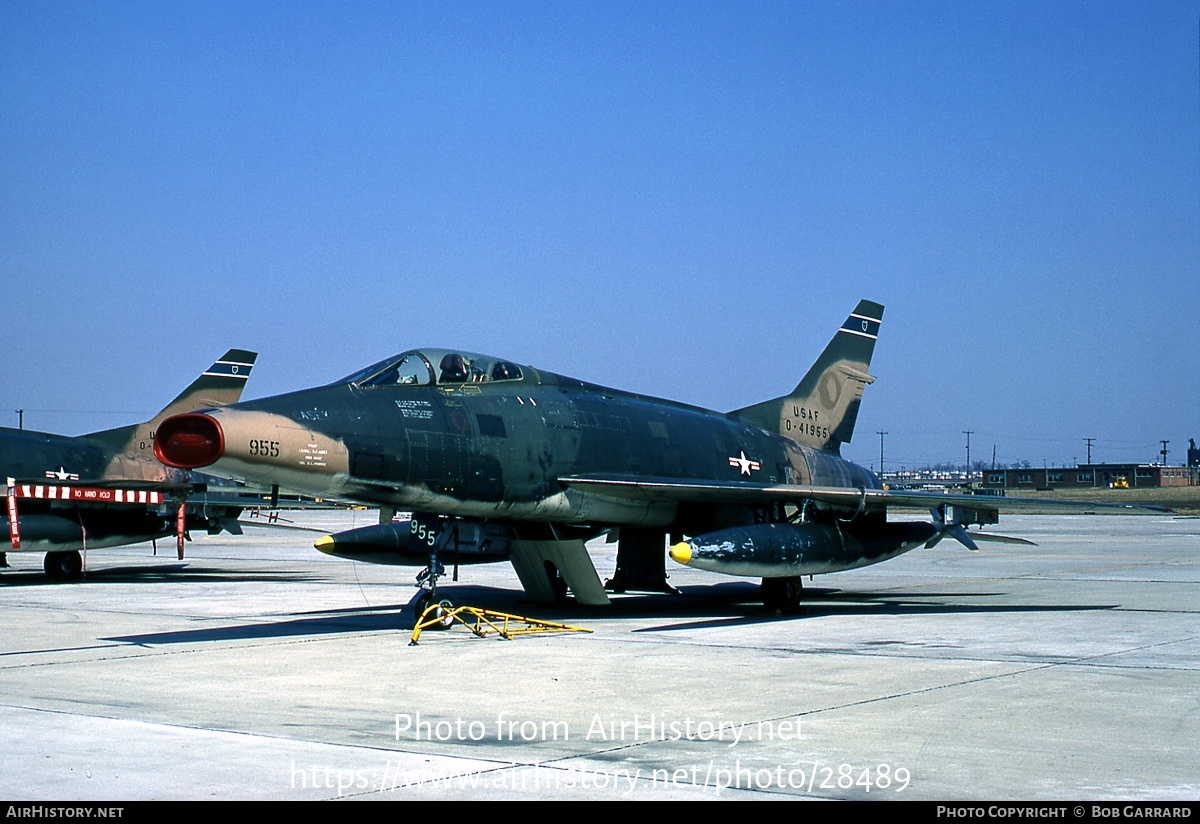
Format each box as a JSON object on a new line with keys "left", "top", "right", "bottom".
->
{"left": 2, "top": 349, "right": 257, "bottom": 579}
{"left": 153, "top": 304, "right": 1159, "bottom": 613}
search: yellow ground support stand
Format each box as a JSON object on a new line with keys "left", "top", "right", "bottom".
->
{"left": 410, "top": 603, "right": 592, "bottom": 645}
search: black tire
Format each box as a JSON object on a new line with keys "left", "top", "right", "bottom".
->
{"left": 413, "top": 593, "right": 454, "bottom": 630}
{"left": 414, "top": 592, "right": 433, "bottom": 619}
{"left": 761, "top": 576, "right": 803, "bottom": 613}
{"left": 44, "top": 551, "right": 83, "bottom": 581}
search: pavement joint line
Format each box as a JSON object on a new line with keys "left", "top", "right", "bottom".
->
{"left": 0, "top": 631, "right": 390, "bottom": 669}
{"left": 2, "top": 701, "right": 735, "bottom": 794}
{"left": 0, "top": 703, "right": 585, "bottom": 767}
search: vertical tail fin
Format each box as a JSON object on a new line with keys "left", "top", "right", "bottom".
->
{"left": 149, "top": 349, "right": 258, "bottom": 424}
{"left": 732, "top": 300, "right": 883, "bottom": 454}
{"left": 85, "top": 349, "right": 258, "bottom": 450}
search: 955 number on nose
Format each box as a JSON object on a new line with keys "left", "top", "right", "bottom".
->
{"left": 248, "top": 439, "right": 280, "bottom": 458}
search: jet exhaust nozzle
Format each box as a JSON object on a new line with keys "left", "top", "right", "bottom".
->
{"left": 155, "top": 413, "right": 225, "bottom": 469}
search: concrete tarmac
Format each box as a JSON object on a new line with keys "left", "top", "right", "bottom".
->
{"left": 1, "top": 510, "right": 1196, "bottom": 801}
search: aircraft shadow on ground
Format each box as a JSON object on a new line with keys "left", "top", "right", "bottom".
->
{"left": 99, "top": 583, "right": 758, "bottom": 646}
{"left": 432, "top": 581, "right": 1115, "bottom": 622}
{"left": 102, "top": 608, "right": 410, "bottom": 646}
{"left": 0, "top": 564, "right": 327, "bottom": 587}
{"left": 97, "top": 581, "right": 1116, "bottom": 646}
{"left": 630, "top": 587, "right": 1117, "bottom": 633}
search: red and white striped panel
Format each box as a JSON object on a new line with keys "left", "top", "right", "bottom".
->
{"left": 11, "top": 485, "right": 163, "bottom": 505}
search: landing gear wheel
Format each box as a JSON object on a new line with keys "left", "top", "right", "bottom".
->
{"left": 761, "top": 576, "right": 803, "bottom": 614}
{"left": 413, "top": 593, "right": 455, "bottom": 630}
{"left": 44, "top": 551, "right": 83, "bottom": 581}
{"left": 435, "top": 599, "right": 455, "bottom": 629}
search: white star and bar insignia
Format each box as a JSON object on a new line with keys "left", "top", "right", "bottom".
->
{"left": 728, "top": 451, "right": 761, "bottom": 476}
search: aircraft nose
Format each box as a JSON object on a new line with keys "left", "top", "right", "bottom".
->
{"left": 155, "top": 413, "right": 225, "bottom": 468}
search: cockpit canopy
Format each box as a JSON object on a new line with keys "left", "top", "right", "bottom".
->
{"left": 340, "top": 350, "right": 525, "bottom": 388}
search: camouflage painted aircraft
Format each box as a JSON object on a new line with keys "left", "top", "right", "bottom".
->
{"left": 2, "top": 349, "right": 257, "bottom": 579}
{"left": 153, "top": 303, "right": 1159, "bottom": 613}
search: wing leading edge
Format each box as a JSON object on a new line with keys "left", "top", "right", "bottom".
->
{"left": 558, "top": 474, "right": 1173, "bottom": 515}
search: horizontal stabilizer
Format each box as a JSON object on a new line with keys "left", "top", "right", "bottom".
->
{"left": 963, "top": 531, "right": 1037, "bottom": 546}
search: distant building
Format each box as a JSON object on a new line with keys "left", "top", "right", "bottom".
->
{"left": 1189, "top": 438, "right": 1199, "bottom": 468}
{"left": 980, "top": 463, "right": 1198, "bottom": 490}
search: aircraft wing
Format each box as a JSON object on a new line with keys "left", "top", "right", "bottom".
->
{"left": 558, "top": 474, "right": 1173, "bottom": 514}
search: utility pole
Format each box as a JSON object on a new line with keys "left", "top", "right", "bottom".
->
{"left": 1084, "top": 437, "right": 1096, "bottom": 486}
{"left": 877, "top": 430, "right": 888, "bottom": 480}
{"left": 963, "top": 430, "right": 973, "bottom": 480}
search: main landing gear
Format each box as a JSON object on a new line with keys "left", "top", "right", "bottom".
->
{"left": 760, "top": 575, "right": 803, "bottom": 613}
{"left": 44, "top": 550, "right": 83, "bottom": 581}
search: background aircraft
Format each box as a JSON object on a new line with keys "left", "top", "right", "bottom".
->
{"left": 153, "top": 305, "right": 1160, "bottom": 613}
{"left": 2, "top": 349, "right": 257, "bottom": 579}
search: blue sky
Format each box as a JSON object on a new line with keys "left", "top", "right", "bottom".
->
{"left": 2, "top": 1, "right": 1197, "bottom": 471}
